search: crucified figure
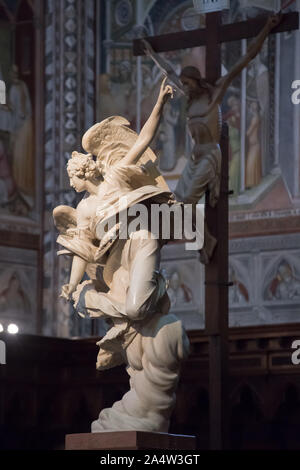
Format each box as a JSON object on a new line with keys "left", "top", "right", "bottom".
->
{"left": 143, "top": 13, "right": 282, "bottom": 264}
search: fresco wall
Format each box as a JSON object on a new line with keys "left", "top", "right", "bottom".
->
{"left": 3, "top": 0, "right": 298, "bottom": 336}
{"left": 0, "top": 0, "right": 37, "bottom": 222}
{"left": 95, "top": 0, "right": 300, "bottom": 331}
{"left": 42, "top": 0, "right": 96, "bottom": 337}
{"left": 0, "top": 0, "right": 41, "bottom": 335}
{"left": 0, "top": 245, "right": 37, "bottom": 333}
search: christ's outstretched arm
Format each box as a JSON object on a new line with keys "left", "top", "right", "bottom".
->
{"left": 201, "top": 13, "right": 282, "bottom": 117}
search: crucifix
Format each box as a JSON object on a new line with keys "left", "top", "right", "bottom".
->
{"left": 133, "top": 5, "right": 299, "bottom": 449}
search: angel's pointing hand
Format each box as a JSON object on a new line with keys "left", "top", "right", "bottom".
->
{"left": 158, "top": 76, "right": 174, "bottom": 104}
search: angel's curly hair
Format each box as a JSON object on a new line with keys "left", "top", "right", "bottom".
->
{"left": 67, "top": 151, "right": 102, "bottom": 180}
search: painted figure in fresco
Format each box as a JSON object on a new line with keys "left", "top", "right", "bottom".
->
{"left": 228, "top": 265, "right": 249, "bottom": 305}
{"left": 224, "top": 95, "right": 241, "bottom": 197}
{"left": 0, "top": 271, "right": 31, "bottom": 317}
{"left": 0, "top": 64, "right": 33, "bottom": 215}
{"left": 110, "top": 60, "right": 135, "bottom": 122}
{"left": 54, "top": 78, "right": 194, "bottom": 433}
{"left": 268, "top": 261, "right": 300, "bottom": 300}
{"left": 143, "top": 13, "right": 282, "bottom": 263}
{"left": 247, "top": 52, "right": 269, "bottom": 175}
{"left": 0, "top": 65, "right": 10, "bottom": 131}
{"left": 0, "top": 139, "right": 16, "bottom": 204}
{"left": 246, "top": 100, "right": 262, "bottom": 188}
{"left": 9, "top": 65, "right": 34, "bottom": 198}
{"left": 159, "top": 101, "right": 180, "bottom": 171}
{"left": 98, "top": 74, "right": 119, "bottom": 120}
{"left": 167, "top": 269, "right": 193, "bottom": 308}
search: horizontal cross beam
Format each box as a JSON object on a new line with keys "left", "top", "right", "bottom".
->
{"left": 133, "top": 11, "right": 299, "bottom": 56}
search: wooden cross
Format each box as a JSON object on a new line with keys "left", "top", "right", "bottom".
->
{"left": 133, "top": 9, "right": 299, "bottom": 450}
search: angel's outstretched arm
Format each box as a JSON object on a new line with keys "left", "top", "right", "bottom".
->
{"left": 122, "top": 77, "right": 173, "bottom": 166}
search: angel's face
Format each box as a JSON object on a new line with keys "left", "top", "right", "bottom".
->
{"left": 70, "top": 175, "right": 87, "bottom": 193}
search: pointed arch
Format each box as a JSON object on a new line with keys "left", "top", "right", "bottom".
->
{"left": 230, "top": 381, "right": 264, "bottom": 408}
{"left": 263, "top": 255, "right": 300, "bottom": 300}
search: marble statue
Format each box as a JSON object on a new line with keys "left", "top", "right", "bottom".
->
{"left": 53, "top": 78, "right": 193, "bottom": 433}
{"left": 143, "top": 13, "right": 282, "bottom": 264}
{"left": 53, "top": 12, "right": 282, "bottom": 436}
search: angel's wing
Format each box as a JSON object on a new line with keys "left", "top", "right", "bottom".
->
{"left": 53, "top": 205, "right": 77, "bottom": 234}
{"left": 82, "top": 116, "right": 169, "bottom": 191}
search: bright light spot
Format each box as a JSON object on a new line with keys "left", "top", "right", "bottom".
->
{"left": 0, "top": 323, "right": 3, "bottom": 333}
{"left": 7, "top": 324, "right": 19, "bottom": 335}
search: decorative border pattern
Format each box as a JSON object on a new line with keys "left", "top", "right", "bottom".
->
{"left": 43, "top": 0, "right": 95, "bottom": 336}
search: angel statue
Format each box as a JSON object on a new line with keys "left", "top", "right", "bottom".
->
{"left": 142, "top": 12, "right": 282, "bottom": 263}
{"left": 53, "top": 78, "right": 195, "bottom": 434}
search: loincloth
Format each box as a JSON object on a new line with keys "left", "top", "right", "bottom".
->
{"left": 174, "top": 143, "right": 221, "bottom": 207}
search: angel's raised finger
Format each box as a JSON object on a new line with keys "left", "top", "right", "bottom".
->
{"left": 161, "top": 75, "right": 168, "bottom": 88}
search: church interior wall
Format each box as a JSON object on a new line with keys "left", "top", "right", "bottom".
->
{"left": 0, "top": 0, "right": 299, "bottom": 338}
{"left": 0, "top": 0, "right": 299, "bottom": 453}
{"left": 279, "top": 29, "right": 296, "bottom": 197}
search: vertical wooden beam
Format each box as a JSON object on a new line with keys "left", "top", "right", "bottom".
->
{"left": 204, "top": 11, "right": 229, "bottom": 450}
{"left": 205, "top": 121, "right": 229, "bottom": 450}
{"left": 205, "top": 123, "right": 229, "bottom": 450}
{"left": 205, "top": 12, "right": 221, "bottom": 83}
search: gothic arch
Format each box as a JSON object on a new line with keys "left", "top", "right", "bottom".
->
{"left": 230, "top": 381, "right": 264, "bottom": 409}
{"left": 262, "top": 255, "right": 300, "bottom": 301}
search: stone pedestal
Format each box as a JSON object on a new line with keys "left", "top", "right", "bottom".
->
{"left": 65, "top": 431, "right": 196, "bottom": 450}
